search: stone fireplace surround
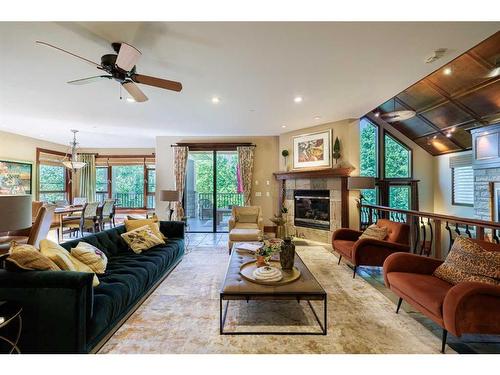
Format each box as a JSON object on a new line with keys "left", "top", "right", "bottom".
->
{"left": 274, "top": 168, "right": 351, "bottom": 244}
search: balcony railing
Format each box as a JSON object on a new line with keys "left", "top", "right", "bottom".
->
{"left": 361, "top": 203, "right": 500, "bottom": 259}
{"left": 186, "top": 192, "right": 244, "bottom": 219}
{"left": 95, "top": 192, "right": 155, "bottom": 209}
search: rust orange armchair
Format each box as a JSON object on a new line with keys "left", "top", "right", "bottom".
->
{"left": 332, "top": 219, "right": 410, "bottom": 278}
{"left": 383, "top": 241, "right": 500, "bottom": 353}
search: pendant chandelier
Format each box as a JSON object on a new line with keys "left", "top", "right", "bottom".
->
{"left": 62, "top": 129, "right": 86, "bottom": 171}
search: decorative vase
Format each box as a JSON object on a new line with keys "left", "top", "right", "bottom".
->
{"left": 280, "top": 237, "right": 295, "bottom": 271}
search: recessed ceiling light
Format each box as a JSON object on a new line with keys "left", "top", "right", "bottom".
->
{"left": 374, "top": 112, "right": 380, "bottom": 118}
{"left": 433, "top": 135, "right": 438, "bottom": 139}
{"left": 446, "top": 132, "right": 452, "bottom": 138}
{"left": 314, "top": 116, "right": 321, "bottom": 120}
{"left": 294, "top": 96, "right": 303, "bottom": 103}
{"left": 281, "top": 125, "right": 287, "bottom": 128}
{"left": 211, "top": 97, "right": 220, "bottom": 104}
{"left": 126, "top": 98, "right": 135, "bottom": 103}
{"left": 443, "top": 67, "right": 452, "bottom": 75}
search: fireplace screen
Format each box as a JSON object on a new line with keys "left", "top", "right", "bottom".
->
{"left": 294, "top": 190, "right": 330, "bottom": 230}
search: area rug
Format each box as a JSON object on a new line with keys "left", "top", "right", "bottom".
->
{"left": 100, "top": 245, "right": 451, "bottom": 354}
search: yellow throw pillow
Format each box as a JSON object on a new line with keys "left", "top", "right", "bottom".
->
{"left": 71, "top": 242, "right": 108, "bottom": 274}
{"left": 124, "top": 218, "right": 167, "bottom": 241}
{"left": 121, "top": 225, "right": 165, "bottom": 254}
{"left": 40, "top": 239, "right": 99, "bottom": 287}
{"left": 7, "top": 242, "right": 60, "bottom": 271}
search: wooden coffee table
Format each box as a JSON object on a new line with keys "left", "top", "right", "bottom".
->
{"left": 220, "top": 242, "right": 327, "bottom": 335}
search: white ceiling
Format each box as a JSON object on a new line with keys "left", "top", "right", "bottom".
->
{"left": 0, "top": 22, "right": 498, "bottom": 148}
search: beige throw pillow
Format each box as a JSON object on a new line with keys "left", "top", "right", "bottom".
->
{"left": 433, "top": 236, "right": 500, "bottom": 286}
{"left": 124, "top": 219, "right": 167, "bottom": 241}
{"left": 40, "top": 240, "right": 100, "bottom": 287}
{"left": 71, "top": 242, "right": 108, "bottom": 274}
{"left": 121, "top": 225, "right": 165, "bottom": 253}
{"left": 237, "top": 214, "right": 258, "bottom": 223}
{"left": 7, "top": 242, "right": 60, "bottom": 271}
{"left": 359, "top": 224, "right": 388, "bottom": 241}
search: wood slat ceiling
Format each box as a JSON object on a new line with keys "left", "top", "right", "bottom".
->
{"left": 369, "top": 31, "right": 500, "bottom": 156}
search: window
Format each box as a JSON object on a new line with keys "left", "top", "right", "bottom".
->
{"left": 112, "top": 165, "right": 145, "bottom": 208}
{"left": 96, "top": 167, "right": 109, "bottom": 202}
{"left": 384, "top": 132, "right": 411, "bottom": 178}
{"left": 39, "top": 164, "right": 67, "bottom": 203}
{"left": 452, "top": 166, "right": 474, "bottom": 206}
{"left": 146, "top": 167, "right": 156, "bottom": 209}
{"left": 359, "top": 118, "right": 378, "bottom": 204}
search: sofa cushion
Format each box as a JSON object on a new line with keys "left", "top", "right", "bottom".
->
{"left": 235, "top": 223, "right": 259, "bottom": 230}
{"left": 434, "top": 236, "right": 500, "bottom": 286}
{"left": 6, "top": 242, "right": 60, "bottom": 271}
{"left": 387, "top": 272, "right": 452, "bottom": 320}
{"left": 71, "top": 242, "right": 108, "bottom": 274}
{"left": 229, "top": 228, "right": 261, "bottom": 242}
{"left": 333, "top": 239, "right": 355, "bottom": 259}
{"left": 359, "top": 224, "right": 388, "bottom": 241}
{"left": 121, "top": 225, "right": 165, "bottom": 254}
{"left": 237, "top": 214, "right": 258, "bottom": 223}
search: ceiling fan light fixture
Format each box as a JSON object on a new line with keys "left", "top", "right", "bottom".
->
{"left": 63, "top": 130, "right": 86, "bottom": 171}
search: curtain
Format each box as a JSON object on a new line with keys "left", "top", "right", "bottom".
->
{"left": 237, "top": 146, "right": 255, "bottom": 206}
{"left": 78, "top": 154, "right": 96, "bottom": 203}
{"left": 173, "top": 146, "right": 188, "bottom": 220}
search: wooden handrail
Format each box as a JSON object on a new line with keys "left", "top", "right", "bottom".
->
{"left": 362, "top": 204, "right": 500, "bottom": 230}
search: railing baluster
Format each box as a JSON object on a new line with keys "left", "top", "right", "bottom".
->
{"left": 445, "top": 221, "right": 453, "bottom": 252}
{"left": 413, "top": 215, "right": 420, "bottom": 254}
{"left": 420, "top": 217, "right": 426, "bottom": 256}
{"left": 493, "top": 229, "right": 499, "bottom": 244}
{"left": 455, "top": 223, "right": 461, "bottom": 237}
{"left": 465, "top": 224, "right": 472, "bottom": 238}
{"left": 426, "top": 218, "right": 433, "bottom": 257}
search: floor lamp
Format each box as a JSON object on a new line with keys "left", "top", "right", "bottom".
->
{"left": 160, "top": 190, "right": 180, "bottom": 221}
{"left": 347, "top": 176, "right": 375, "bottom": 228}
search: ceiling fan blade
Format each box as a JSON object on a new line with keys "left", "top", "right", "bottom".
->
{"left": 116, "top": 43, "right": 141, "bottom": 71}
{"left": 67, "top": 75, "right": 112, "bottom": 85}
{"left": 35, "top": 41, "right": 101, "bottom": 67}
{"left": 133, "top": 74, "right": 183, "bottom": 92}
{"left": 122, "top": 82, "right": 148, "bottom": 102}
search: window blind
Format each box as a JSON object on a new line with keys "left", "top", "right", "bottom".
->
{"left": 452, "top": 166, "right": 474, "bottom": 206}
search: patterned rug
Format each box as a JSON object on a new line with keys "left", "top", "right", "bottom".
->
{"left": 100, "top": 245, "right": 451, "bottom": 354}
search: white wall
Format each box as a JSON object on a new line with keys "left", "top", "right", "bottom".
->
{"left": 433, "top": 151, "right": 474, "bottom": 218}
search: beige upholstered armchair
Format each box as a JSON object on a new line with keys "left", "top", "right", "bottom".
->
{"left": 228, "top": 206, "right": 264, "bottom": 252}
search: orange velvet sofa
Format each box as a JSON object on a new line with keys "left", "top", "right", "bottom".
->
{"left": 383, "top": 240, "right": 500, "bottom": 353}
{"left": 332, "top": 219, "right": 410, "bottom": 278}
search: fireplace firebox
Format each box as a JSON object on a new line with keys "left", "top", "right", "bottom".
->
{"left": 294, "top": 190, "right": 330, "bottom": 230}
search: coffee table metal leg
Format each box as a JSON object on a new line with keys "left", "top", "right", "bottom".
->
{"left": 220, "top": 297, "right": 230, "bottom": 335}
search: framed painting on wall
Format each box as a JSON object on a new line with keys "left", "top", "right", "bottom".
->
{"left": 0, "top": 159, "right": 33, "bottom": 195}
{"left": 292, "top": 129, "right": 332, "bottom": 170}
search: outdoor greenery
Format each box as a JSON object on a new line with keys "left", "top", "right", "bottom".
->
{"left": 359, "top": 118, "right": 411, "bottom": 210}
{"left": 39, "top": 164, "right": 66, "bottom": 202}
{"left": 96, "top": 167, "right": 108, "bottom": 193}
{"left": 190, "top": 152, "right": 239, "bottom": 193}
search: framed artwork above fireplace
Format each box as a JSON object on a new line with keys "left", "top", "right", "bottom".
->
{"left": 292, "top": 129, "right": 332, "bottom": 170}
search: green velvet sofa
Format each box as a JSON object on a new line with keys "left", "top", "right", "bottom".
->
{"left": 0, "top": 220, "right": 185, "bottom": 353}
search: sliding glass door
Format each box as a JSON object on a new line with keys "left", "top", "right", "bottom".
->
{"left": 185, "top": 150, "right": 243, "bottom": 233}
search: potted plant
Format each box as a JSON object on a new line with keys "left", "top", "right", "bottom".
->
{"left": 255, "top": 239, "right": 283, "bottom": 267}
{"left": 333, "top": 137, "right": 341, "bottom": 165}
{"left": 281, "top": 149, "right": 290, "bottom": 171}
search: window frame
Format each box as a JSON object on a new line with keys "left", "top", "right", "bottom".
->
{"left": 382, "top": 129, "right": 413, "bottom": 180}
{"left": 36, "top": 148, "right": 72, "bottom": 203}
{"left": 451, "top": 165, "right": 474, "bottom": 207}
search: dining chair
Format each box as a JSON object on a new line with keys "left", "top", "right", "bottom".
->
{"left": 63, "top": 202, "right": 100, "bottom": 237}
{"left": 99, "top": 199, "right": 116, "bottom": 230}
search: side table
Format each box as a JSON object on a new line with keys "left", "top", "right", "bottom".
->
{"left": 0, "top": 301, "right": 22, "bottom": 354}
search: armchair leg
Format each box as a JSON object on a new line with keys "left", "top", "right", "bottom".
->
{"left": 396, "top": 297, "right": 403, "bottom": 314}
{"left": 337, "top": 255, "right": 342, "bottom": 265}
{"left": 441, "top": 329, "right": 448, "bottom": 354}
{"left": 353, "top": 266, "right": 357, "bottom": 278}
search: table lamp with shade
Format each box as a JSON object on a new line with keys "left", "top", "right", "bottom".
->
{"left": 160, "top": 190, "right": 180, "bottom": 221}
{"left": 0, "top": 195, "right": 33, "bottom": 251}
{"left": 347, "top": 176, "right": 376, "bottom": 207}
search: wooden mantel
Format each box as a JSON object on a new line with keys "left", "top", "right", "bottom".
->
{"left": 273, "top": 167, "right": 354, "bottom": 180}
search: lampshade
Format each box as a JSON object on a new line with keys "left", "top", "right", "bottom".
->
{"left": 347, "top": 176, "right": 375, "bottom": 190}
{"left": 0, "top": 195, "right": 32, "bottom": 231}
{"left": 62, "top": 160, "right": 87, "bottom": 170}
{"left": 160, "top": 190, "right": 180, "bottom": 202}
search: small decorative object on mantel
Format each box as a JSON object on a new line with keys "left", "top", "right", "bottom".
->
{"left": 255, "top": 238, "right": 283, "bottom": 267}
{"left": 280, "top": 237, "right": 296, "bottom": 271}
{"left": 293, "top": 129, "right": 332, "bottom": 170}
{"left": 281, "top": 149, "right": 290, "bottom": 171}
{"left": 270, "top": 209, "right": 287, "bottom": 239}
{"left": 333, "top": 136, "right": 341, "bottom": 165}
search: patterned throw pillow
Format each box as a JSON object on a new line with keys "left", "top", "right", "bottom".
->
{"left": 124, "top": 219, "right": 167, "bottom": 241}
{"left": 121, "top": 225, "right": 165, "bottom": 254}
{"left": 71, "top": 242, "right": 108, "bottom": 274}
{"left": 433, "top": 236, "right": 500, "bottom": 286}
{"left": 6, "top": 242, "right": 60, "bottom": 271}
{"left": 359, "top": 224, "right": 388, "bottom": 241}
{"left": 39, "top": 239, "right": 100, "bottom": 287}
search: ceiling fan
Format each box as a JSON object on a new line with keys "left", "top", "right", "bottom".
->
{"left": 35, "top": 40, "right": 182, "bottom": 102}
